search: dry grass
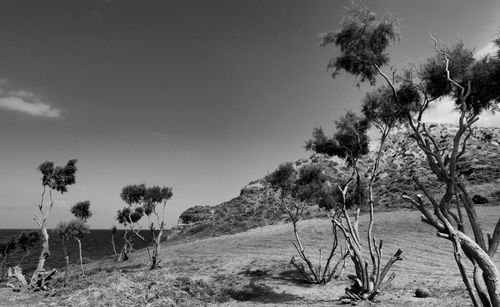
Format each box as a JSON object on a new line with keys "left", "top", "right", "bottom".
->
{"left": 1, "top": 205, "right": 499, "bottom": 306}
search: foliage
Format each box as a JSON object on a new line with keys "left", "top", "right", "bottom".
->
{"left": 0, "top": 236, "right": 17, "bottom": 257}
{"left": 71, "top": 201, "right": 92, "bottom": 222}
{"left": 320, "top": 6, "right": 399, "bottom": 85}
{"left": 305, "top": 111, "right": 369, "bottom": 166}
{"left": 37, "top": 159, "right": 77, "bottom": 194}
{"left": 16, "top": 231, "right": 41, "bottom": 252}
{"left": 179, "top": 206, "right": 213, "bottom": 224}
{"left": 56, "top": 220, "right": 90, "bottom": 242}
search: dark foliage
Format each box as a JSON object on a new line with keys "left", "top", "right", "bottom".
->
{"left": 71, "top": 200, "right": 92, "bottom": 222}
{"left": 16, "top": 230, "right": 41, "bottom": 252}
{"left": 116, "top": 207, "right": 144, "bottom": 225}
{"left": 265, "top": 162, "right": 298, "bottom": 197}
{"left": 37, "top": 159, "right": 77, "bottom": 193}
{"left": 306, "top": 111, "right": 369, "bottom": 166}
{"left": 0, "top": 236, "right": 17, "bottom": 256}
{"left": 321, "top": 6, "right": 399, "bottom": 86}
{"left": 179, "top": 206, "right": 213, "bottom": 224}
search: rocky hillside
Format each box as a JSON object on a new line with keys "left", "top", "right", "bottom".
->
{"left": 170, "top": 124, "right": 500, "bottom": 242}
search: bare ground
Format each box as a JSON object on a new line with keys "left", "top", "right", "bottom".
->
{"left": 1, "top": 205, "right": 499, "bottom": 306}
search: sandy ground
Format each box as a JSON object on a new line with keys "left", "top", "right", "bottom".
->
{"left": 1, "top": 205, "right": 499, "bottom": 306}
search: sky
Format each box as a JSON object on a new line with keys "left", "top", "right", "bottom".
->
{"left": 0, "top": 0, "right": 499, "bottom": 229}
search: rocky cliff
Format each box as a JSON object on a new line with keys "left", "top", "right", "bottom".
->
{"left": 171, "top": 124, "right": 500, "bottom": 241}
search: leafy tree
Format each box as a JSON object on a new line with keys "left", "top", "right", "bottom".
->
{"left": 56, "top": 220, "right": 89, "bottom": 285}
{"left": 32, "top": 159, "right": 77, "bottom": 290}
{"left": 117, "top": 184, "right": 173, "bottom": 269}
{"left": 322, "top": 5, "right": 500, "bottom": 306}
{"left": 70, "top": 201, "right": 92, "bottom": 222}
{"left": 70, "top": 201, "right": 92, "bottom": 275}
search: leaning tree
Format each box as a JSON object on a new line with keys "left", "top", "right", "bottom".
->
{"left": 321, "top": 5, "right": 500, "bottom": 306}
{"left": 32, "top": 159, "right": 77, "bottom": 289}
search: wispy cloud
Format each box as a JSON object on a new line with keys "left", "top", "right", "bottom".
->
{"left": 475, "top": 41, "right": 498, "bottom": 59}
{"left": 0, "top": 87, "right": 62, "bottom": 118}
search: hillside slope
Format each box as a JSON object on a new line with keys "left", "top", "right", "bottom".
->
{"left": 173, "top": 124, "right": 500, "bottom": 241}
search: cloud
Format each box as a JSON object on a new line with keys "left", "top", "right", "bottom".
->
{"left": 0, "top": 89, "right": 62, "bottom": 118}
{"left": 475, "top": 41, "right": 498, "bottom": 59}
{"left": 422, "top": 97, "right": 500, "bottom": 128}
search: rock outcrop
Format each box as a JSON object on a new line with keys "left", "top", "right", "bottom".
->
{"left": 173, "top": 124, "right": 500, "bottom": 241}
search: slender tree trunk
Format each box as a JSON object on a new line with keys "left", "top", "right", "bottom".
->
{"left": 111, "top": 235, "right": 117, "bottom": 256}
{"left": 63, "top": 254, "right": 69, "bottom": 286}
{"left": 0, "top": 255, "right": 7, "bottom": 279}
{"left": 31, "top": 226, "right": 50, "bottom": 284}
{"left": 76, "top": 238, "right": 84, "bottom": 276}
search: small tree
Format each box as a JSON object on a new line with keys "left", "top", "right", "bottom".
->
{"left": 70, "top": 201, "right": 92, "bottom": 275}
{"left": 266, "top": 163, "right": 348, "bottom": 284}
{"left": 0, "top": 236, "right": 17, "bottom": 279}
{"left": 56, "top": 220, "right": 89, "bottom": 285}
{"left": 306, "top": 110, "right": 403, "bottom": 300}
{"left": 15, "top": 231, "right": 41, "bottom": 267}
{"left": 32, "top": 159, "right": 77, "bottom": 289}
{"left": 118, "top": 184, "right": 173, "bottom": 269}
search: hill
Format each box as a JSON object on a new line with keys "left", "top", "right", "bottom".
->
{"left": 172, "top": 123, "right": 500, "bottom": 241}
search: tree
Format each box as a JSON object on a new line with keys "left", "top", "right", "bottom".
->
{"left": 31, "top": 159, "right": 77, "bottom": 290}
{"left": 70, "top": 201, "right": 92, "bottom": 275}
{"left": 321, "top": 5, "right": 500, "bottom": 306}
{"left": 266, "top": 163, "right": 348, "bottom": 284}
{"left": 15, "top": 231, "right": 41, "bottom": 267}
{"left": 56, "top": 220, "right": 89, "bottom": 285}
{"left": 117, "top": 184, "right": 173, "bottom": 269}
{"left": 71, "top": 201, "right": 92, "bottom": 222}
{"left": 306, "top": 110, "right": 403, "bottom": 300}
{"left": 0, "top": 236, "right": 17, "bottom": 279}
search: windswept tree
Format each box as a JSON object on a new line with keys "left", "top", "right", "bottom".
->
{"left": 118, "top": 184, "right": 173, "bottom": 269}
{"left": 321, "top": 5, "right": 500, "bottom": 306}
{"left": 70, "top": 201, "right": 92, "bottom": 275}
{"left": 116, "top": 206, "right": 142, "bottom": 261}
{"left": 56, "top": 220, "right": 89, "bottom": 285}
{"left": 266, "top": 163, "right": 348, "bottom": 284}
{"left": 32, "top": 159, "right": 77, "bottom": 289}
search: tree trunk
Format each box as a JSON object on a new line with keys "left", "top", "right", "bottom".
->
{"left": 63, "top": 254, "right": 69, "bottom": 286}
{"left": 31, "top": 226, "right": 50, "bottom": 285}
{"left": 76, "top": 238, "right": 84, "bottom": 276}
{"left": 111, "top": 235, "right": 117, "bottom": 256}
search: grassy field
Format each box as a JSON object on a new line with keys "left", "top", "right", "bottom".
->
{"left": 2, "top": 205, "right": 499, "bottom": 306}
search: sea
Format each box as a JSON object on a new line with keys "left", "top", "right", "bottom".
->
{"left": 0, "top": 229, "right": 153, "bottom": 275}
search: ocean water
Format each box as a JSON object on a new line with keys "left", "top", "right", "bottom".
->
{"left": 0, "top": 229, "right": 153, "bottom": 275}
